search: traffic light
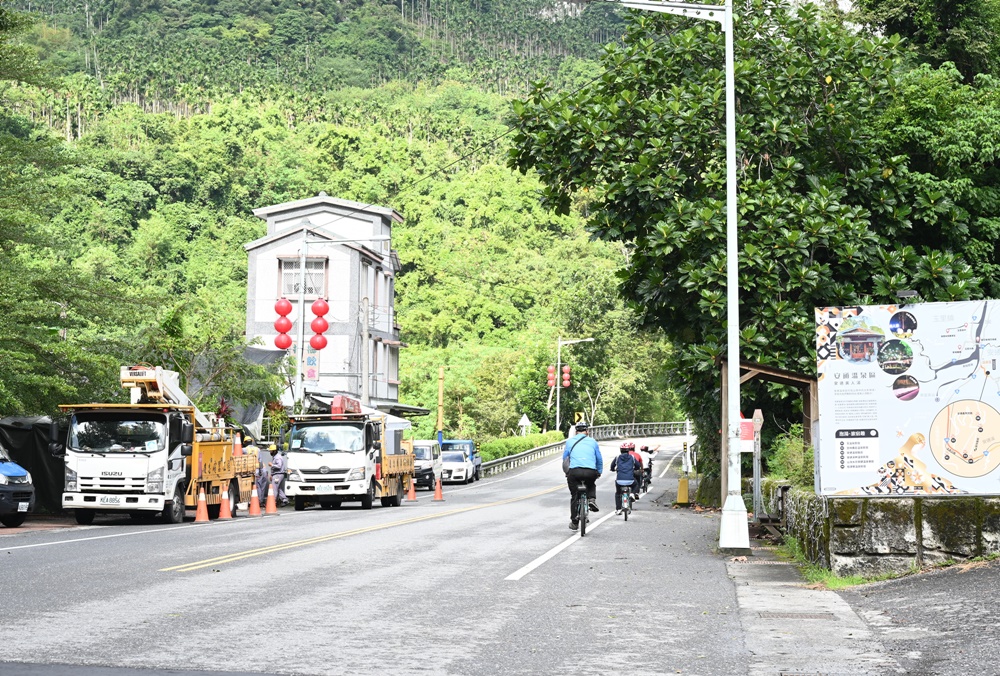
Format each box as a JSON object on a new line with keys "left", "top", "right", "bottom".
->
{"left": 547, "top": 365, "right": 556, "bottom": 388}
{"left": 562, "top": 364, "right": 571, "bottom": 388}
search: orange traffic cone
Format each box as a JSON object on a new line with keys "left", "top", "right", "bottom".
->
{"left": 233, "top": 433, "right": 243, "bottom": 457}
{"left": 265, "top": 481, "right": 278, "bottom": 514}
{"left": 433, "top": 477, "right": 444, "bottom": 502}
{"left": 248, "top": 484, "right": 262, "bottom": 517}
{"left": 194, "top": 487, "right": 209, "bottom": 522}
{"left": 219, "top": 486, "right": 233, "bottom": 519}
{"left": 406, "top": 477, "right": 417, "bottom": 502}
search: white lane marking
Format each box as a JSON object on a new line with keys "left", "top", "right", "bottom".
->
{"left": 658, "top": 450, "right": 684, "bottom": 478}
{"left": 0, "top": 523, "right": 194, "bottom": 551}
{"left": 505, "top": 510, "right": 618, "bottom": 581}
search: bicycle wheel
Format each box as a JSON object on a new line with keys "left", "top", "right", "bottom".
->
{"left": 578, "top": 490, "right": 588, "bottom": 537}
{"left": 623, "top": 491, "right": 630, "bottom": 521}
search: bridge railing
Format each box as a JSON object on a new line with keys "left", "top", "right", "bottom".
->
{"left": 480, "top": 421, "right": 691, "bottom": 478}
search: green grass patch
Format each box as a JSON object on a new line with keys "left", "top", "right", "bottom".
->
{"left": 776, "top": 536, "right": 911, "bottom": 590}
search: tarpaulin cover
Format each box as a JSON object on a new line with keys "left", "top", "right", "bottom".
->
{"left": 0, "top": 416, "right": 62, "bottom": 513}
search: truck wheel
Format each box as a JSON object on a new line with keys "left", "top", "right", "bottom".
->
{"left": 228, "top": 480, "right": 240, "bottom": 518}
{"left": 294, "top": 496, "right": 306, "bottom": 511}
{"left": 475, "top": 468, "right": 481, "bottom": 481}
{"left": 390, "top": 478, "right": 403, "bottom": 507}
{"left": 74, "top": 509, "right": 95, "bottom": 526}
{"left": 162, "top": 486, "right": 185, "bottom": 524}
{"left": 1, "top": 514, "right": 26, "bottom": 528}
{"left": 361, "top": 480, "right": 374, "bottom": 510}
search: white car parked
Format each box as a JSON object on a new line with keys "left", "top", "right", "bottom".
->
{"left": 441, "top": 450, "right": 475, "bottom": 484}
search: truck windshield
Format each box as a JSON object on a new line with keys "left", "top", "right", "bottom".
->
{"left": 69, "top": 412, "right": 167, "bottom": 454}
{"left": 413, "top": 446, "right": 432, "bottom": 460}
{"left": 443, "top": 452, "right": 466, "bottom": 463}
{"left": 290, "top": 424, "right": 364, "bottom": 453}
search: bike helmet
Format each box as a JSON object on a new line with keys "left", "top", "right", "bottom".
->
{"left": 640, "top": 445, "right": 648, "bottom": 452}
{"left": 575, "top": 421, "right": 589, "bottom": 431}
{"left": 620, "top": 442, "right": 635, "bottom": 452}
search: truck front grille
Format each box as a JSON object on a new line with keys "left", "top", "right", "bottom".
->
{"left": 79, "top": 476, "right": 145, "bottom": 492}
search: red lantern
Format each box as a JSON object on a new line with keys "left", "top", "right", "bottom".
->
{"left": 274, "top": 316, "right": 292, "bottom": 333}
{"left": 562, "top": 379, "right": 571, "bottom": 388}
{"left": 310, "top": 334, "right": 328, "bottom": 350}
{"left": 311, "top": 316, "right": 329, "bottom": 334}
{"left": 311, "top": 298, "right": 329, "bottom": 317}
{"left": 275, "top": 297, "right": 293, "bottom": 316}
{"left": 562, "top": 365, "right": 571, "bottom": 374}
{"left": 275, "top": 333, "right": 292, "bottom": 350}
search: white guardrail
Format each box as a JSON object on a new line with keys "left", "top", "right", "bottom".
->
{"left": 480, "top": 421, "right": 692, "bottom": 478}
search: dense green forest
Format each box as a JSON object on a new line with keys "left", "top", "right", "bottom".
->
{"left": 9, "top": 0, "right": 1000, "bottom": 468}
{"left": 0, "top": 0, "right": 679, "bottom": 443}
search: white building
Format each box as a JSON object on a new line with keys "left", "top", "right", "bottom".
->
{"left": 244, "top": 193, "right": 413, "bottom": 414}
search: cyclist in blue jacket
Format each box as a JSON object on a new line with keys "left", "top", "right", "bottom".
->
{"left": 610, "top": 443, "right": 639, "bottom": 514}
{"left": 563, "top": 421, "right": 603, "bottom": 530}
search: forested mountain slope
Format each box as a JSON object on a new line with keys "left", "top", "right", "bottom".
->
{"left": 0, "top": 1, "right": 679, "bottom": 439}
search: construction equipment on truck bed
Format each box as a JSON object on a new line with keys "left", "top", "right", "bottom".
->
{"left": 283, "top": 395, "right": 414, "bottom": 511}
{"left": 51, "top": 364, "right": 257, "bottom": 525}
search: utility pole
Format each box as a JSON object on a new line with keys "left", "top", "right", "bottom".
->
{"left": 361, "top": 296, "right": 370, "bottom": 405}
{"left": 437, "top": 366, "right": 445, "bottom": 447}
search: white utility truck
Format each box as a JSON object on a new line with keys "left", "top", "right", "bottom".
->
{"left": 283, "top": 395, "right": 414, "bottom": 510}
{"left": 52, "top": 365, "right": 257, "bottom": 524}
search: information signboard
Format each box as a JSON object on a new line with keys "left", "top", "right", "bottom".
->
{"left": 816, "top": 300, "right": 1000, "bottom": 496}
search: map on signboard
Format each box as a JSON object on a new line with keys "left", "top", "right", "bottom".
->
{"left": 815, "top": 300, "right": 1000, "bottom": 497}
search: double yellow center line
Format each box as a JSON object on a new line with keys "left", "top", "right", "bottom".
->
{"left": 160, "top": 485, "right": 563, "bottom": 572}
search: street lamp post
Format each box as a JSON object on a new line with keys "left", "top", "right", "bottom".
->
{"left": 595, "top": 0, "right": 749, "bottom": 553}
{"left": 556, "top": 336, "right": 594, "bottom": 432}
{"left": 294, "top": 226, "right": 391, "bottom": 409}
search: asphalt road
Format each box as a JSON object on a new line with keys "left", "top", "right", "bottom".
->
{"left": 0, "top": 436, "right": 749, "bottom": 676}
{"left": 840, "top": 558, "right": 1000, "bottom": 675}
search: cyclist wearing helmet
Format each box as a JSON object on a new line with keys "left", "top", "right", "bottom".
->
{"left": 610, "top": 443, "right": 639, "bottom": 514}
{"left": 639, "top": 445, "right": 657, "bottom": 488}
{"left": 562, "top": 420, "right": 603, "bottom": 530}
{"left": 625, "top": 443, "right": 643, "bottom": 500}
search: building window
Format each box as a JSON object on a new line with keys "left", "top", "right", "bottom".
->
{"left": 280, "top": 258, "right": 327, "bottom": 298}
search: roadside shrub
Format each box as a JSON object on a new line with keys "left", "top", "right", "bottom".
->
{"left": 480, "top": 431, "right": 564, "bottom": 461}
{"left": 767, "top": 424, "right": 814, "bottom": 489}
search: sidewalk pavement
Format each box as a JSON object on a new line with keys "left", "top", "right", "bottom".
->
{"left": 658, "top": 472, "right": 904, "bottom": 676}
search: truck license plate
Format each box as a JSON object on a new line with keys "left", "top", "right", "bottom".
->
{"left": 17, "top": 502, "right": 28, "bottom": 512}
{"left": 99, "top": 496, "right": 121, "bottom": 505}
{"left": 319, "top": 485, "right": 333, "bottom": 493}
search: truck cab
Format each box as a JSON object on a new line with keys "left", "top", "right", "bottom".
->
{"left": 0, "top": 442, "right": 34, "bottom": 528}
{"left": 410, "top": 440, "right": 442, "bottom": 490}
{"left": 284, "top": 396, "right": 412, "bottom": 511}
{"left": 442, "top": 440, "right": 481, "bottom": 481}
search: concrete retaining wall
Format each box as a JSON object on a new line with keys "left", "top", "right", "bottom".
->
{"left": 761, "top": 478, "right": 1000, "bottom": 576}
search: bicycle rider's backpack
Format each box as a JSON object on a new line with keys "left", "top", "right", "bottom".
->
{"left": 562, "top": 438, "right": 581, "bottom": 475}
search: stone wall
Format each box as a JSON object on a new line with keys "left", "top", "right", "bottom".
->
{"left": 760, "top": 478, "right": 1000, "bottom": 576}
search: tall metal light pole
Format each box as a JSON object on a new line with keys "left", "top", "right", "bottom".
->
{"left": 594, "top": 0, "right": 749, "bottom": 552}
{"left": 556, "top": 336, "right": 594, "bottom": 432}
{"left": 295, "top": 228, "right": 391, "bottom": 409}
